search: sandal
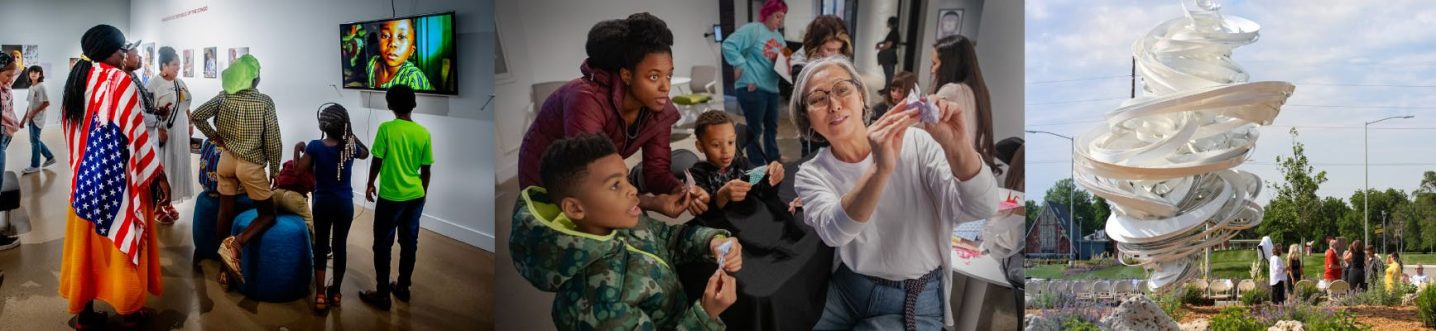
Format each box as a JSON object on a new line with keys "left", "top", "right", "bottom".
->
{"left": 313, "top": 291, "right": 329, "bottom": 312}
{"left": 328, "top": 285, "right": 343, "bottom": 307}
{"left": 156, "top": 211, "right": 175, "bottom": 225}
{"left": 217, "top": 237, "right": 246, "bottom": 284}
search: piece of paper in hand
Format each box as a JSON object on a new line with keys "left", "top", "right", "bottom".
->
{"left": 906, "top": 84, "right": 940, "bottom": 124}
{"left": 716, "top": 239, "right": 733, "bottom": 267}
{"left": 683, "top": 169, "right": 696, "bottom": 193}
{"left": 774, "top": 52, "right": 792, "bottom": 83}
{"left": 746, "top": 165, "right": 769, "bottom": 185}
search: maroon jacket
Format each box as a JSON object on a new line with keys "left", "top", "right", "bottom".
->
{"left": 518, "top": 60, "right": 681, "bottom": 194}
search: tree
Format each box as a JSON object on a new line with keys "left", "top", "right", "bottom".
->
{"left": 1347, "top": 188, "right": 1409, "bottom": 251}
{"left": 1260, "top": 128, "right": 1328, "bottom": 246}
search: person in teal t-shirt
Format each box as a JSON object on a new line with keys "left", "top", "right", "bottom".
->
{"left": 722, "top": 0, "right": 788, "bottom": 165}
{"left": 359, "top": 85, "right": 434, "bottom": 310}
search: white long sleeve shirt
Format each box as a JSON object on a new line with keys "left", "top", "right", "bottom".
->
{"left": 1270, "top": 255, "right": 1286, "bottom": 286}
{"left": 795, "top": 127, "right": 999, "bottom": 326}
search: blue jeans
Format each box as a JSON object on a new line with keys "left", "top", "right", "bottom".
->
{"left": 28, "top": 124, "right": 53, "bottom": 168}
{"left": 814, "top": 264, "right": 944, "bottom": 331}
{"left": 0, "top": 135, "right": 11, "bottom": 185}
{"left": 373, "top": 197, "right": 425, "bottom": 294}
{"left": 736, "top": 87, "right": 781, "bottom": 164}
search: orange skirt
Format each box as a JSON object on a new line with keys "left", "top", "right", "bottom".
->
{"left": 57, "top": 205, "right": 162, "bottom": 315}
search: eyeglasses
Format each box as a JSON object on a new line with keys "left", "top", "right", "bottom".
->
{"left": 804, "top": 79, "right": 858, "bottom": 112}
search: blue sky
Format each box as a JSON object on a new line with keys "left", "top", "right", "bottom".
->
{"left": 1026, "top": 0, "right": 1436, "bottom": 207}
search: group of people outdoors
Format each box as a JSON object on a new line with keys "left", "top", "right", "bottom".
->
{"left": 1261, "top": 235, "right": 1429, "bottom": 305}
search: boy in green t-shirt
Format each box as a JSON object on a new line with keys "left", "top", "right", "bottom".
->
{"left": 358, "top": 85, "right": 434, "bottom": 310}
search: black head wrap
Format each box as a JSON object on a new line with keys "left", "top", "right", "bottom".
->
{"left": 64, "top": 25, "right": 127, "bottom": 124}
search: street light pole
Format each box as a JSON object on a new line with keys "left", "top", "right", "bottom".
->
{"left": 1364, "top": 115, "right": 1414, "bottom": 246}
{"left": 1028, "top": 130, "right": 1077, "bottom": 263}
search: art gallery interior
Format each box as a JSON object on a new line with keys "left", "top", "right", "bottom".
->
{"left": 492, "top": 0, "right": 1021, "bottom": 330}
{"left": 0, "top": 0, "right": 495, "bottom": 329}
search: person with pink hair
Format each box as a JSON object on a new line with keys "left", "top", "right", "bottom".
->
{"left": 721, "top": 0, "right": 787, "bottom": 165}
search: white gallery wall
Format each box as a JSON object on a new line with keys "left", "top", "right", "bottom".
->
{"left": 493, "top": 0, "right": 726, "bottom": 183}
{"left": 0, "top": 0, "right": 132, "bottom": 128}
{"left": 126, "top": 0, "right": 496, "bottom": 251}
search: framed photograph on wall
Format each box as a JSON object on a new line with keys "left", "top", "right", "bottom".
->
{"left": 4, "top": 45, "right": 38, "bottom": 89}
{"left": 183, "top": 49, "right": 193, "bottom": 78}
{"left": 937, "top": 8, "right": 964, "bottom": 39}
{"left": 142, "top": 43, "right": 155, "bottom": 84}
{"left": 203, "top": 47, "right": 217, "bottom": 78}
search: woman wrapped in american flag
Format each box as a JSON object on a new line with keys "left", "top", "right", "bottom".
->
{"left": 57, "top": 24, "right": 171, "bottom": 329}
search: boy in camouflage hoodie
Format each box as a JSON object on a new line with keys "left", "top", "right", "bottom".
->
{"left": 511, "top": 134, "right": 743, "bottom": 330}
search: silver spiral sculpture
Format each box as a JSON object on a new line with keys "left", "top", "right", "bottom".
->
{"left": 1073, "top": 0, "right": 1294, "bottom": 291}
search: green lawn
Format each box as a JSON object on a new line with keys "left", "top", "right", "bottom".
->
{"left": 1027, "top": 250, "right": 1432, "bottom": 280}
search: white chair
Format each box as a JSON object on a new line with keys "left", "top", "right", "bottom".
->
{"left": 1075, "top": 281, "right": 1095, "bottom": 301}
{"left": 1114, "top": 279, "right": 1135, "bottom": 299}
{"left": 1326, "top": 280, "right": 1350, "bottom": 300}
{"left": 1209, "top": 279, "right": 1234, "bottom": 300}
{"left": 1050, "top": 280, "right": 1069, "bottom": 297}
{"left": 1237, "top": 279, "right": 1257, "bottom": 297}
{"left": 1093, "top": 281, "right": 1112, "bottom": 302}
{"left": 1190, "top": 278, "right": 1210, "bottom": 297}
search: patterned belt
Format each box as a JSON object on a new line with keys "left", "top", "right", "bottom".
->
{"left": 864, "top": 268, "right": 942, "bottom": 331}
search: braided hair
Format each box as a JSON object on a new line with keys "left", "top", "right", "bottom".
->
{"left": 316, "top": 103, "right": 366, "bottom": 180}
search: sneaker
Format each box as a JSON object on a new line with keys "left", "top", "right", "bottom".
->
{"left": 217, "top": 237, "right": 245, "bottom": 283}
{"left": 21, "top": 167, "right": 38, "bottom": 174}
{"left": 42, "top": 158, "right": 56, "bottom": 168}
{"left": 358, "top": 289, "right": 391, "bottom": 310}
{"left": 0, "top": 236, "right": 19, "bottom": 251}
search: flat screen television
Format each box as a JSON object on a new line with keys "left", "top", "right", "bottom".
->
{"left": 340, "top": 12, "right": 457, "bottom": 95}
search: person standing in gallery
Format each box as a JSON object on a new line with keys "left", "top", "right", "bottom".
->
{"left": 931, "top": 35, "right": 1001, "bottom": 178}
{"left": 20, "top": 65, "right": 56, "bottom": 175}
{"left": 876, "top": 16, "right": 901, "bottom": 91}
{"left": 192, "top": 54, "right": 283, "bottom": 287}
{"left": 517, "top": 12, "right": 705, "bottom": 219}
{"left": 722, "top": 0, "right": 787, "bottom": 165}
{"left": 296, "top": 103, "right": 368, "bottom": 313}
{"left": 58, "top": 24, "right": 171, "bottom": 328}
{"left": 146, "top": 46, "right": 195, "bottom": 224}
{"left": 0, "top": 53, "right": 21, "bottom": 251}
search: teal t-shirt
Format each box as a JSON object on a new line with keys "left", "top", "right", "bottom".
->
{"left": 373, "top": 119, "right": 435, "bottom": 201}
{"left": 721, "top": 22, "right": 785, "bottom": 93}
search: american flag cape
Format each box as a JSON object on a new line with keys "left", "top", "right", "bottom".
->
{"left": 64, "top": 63, "right": 163, "bottom": 266}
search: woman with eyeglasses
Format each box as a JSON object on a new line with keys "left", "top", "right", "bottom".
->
{"left": 790, "top": 56, "right": 997, "bottom": 330}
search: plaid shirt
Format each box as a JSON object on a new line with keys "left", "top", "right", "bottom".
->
{"left": 191, "top": 89, "right": 283, "bottom": 177}
{"left": 367, "top": 57, "right": 433, "bottom": 90}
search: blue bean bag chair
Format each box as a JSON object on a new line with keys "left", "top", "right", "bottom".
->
{"left": 231, "top": 209, "right": 313, "bottom": 302}
{"left": 191, "top": 194, "right": 255, "bottom": 262}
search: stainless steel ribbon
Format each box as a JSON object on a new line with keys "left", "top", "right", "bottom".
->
{"left": 1073, "top": 0, "right": 1294, "bottom": 291}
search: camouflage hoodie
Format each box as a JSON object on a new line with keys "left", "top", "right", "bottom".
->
{"left": 511, "top": 186, "right": 730, "bottom": 330}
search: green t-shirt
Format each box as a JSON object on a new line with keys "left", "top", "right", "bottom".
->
{"left": 373, "top": 119, "right": 435, "bottom": 201}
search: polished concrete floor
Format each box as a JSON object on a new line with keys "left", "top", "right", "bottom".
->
{"left": 0, "top": 129, "right": 494, "bottom": 330}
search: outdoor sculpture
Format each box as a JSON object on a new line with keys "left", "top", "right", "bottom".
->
{"left": 1074, "top": 0, "right": 1294, "bottom": 291}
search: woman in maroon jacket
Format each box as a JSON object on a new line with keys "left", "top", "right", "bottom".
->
{"left": 518, "top": 13, "right": 705, "bottom": 217}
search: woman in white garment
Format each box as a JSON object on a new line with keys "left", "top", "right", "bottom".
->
{"left": 792, "top": 56, "right": 998, "bottom": 330}
{"left": 146, "top": 46, "right": 194, "bottom": 223}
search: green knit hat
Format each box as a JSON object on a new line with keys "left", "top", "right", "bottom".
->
{"left": 222, "top": 54, "right": 261, "bottom": 94}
